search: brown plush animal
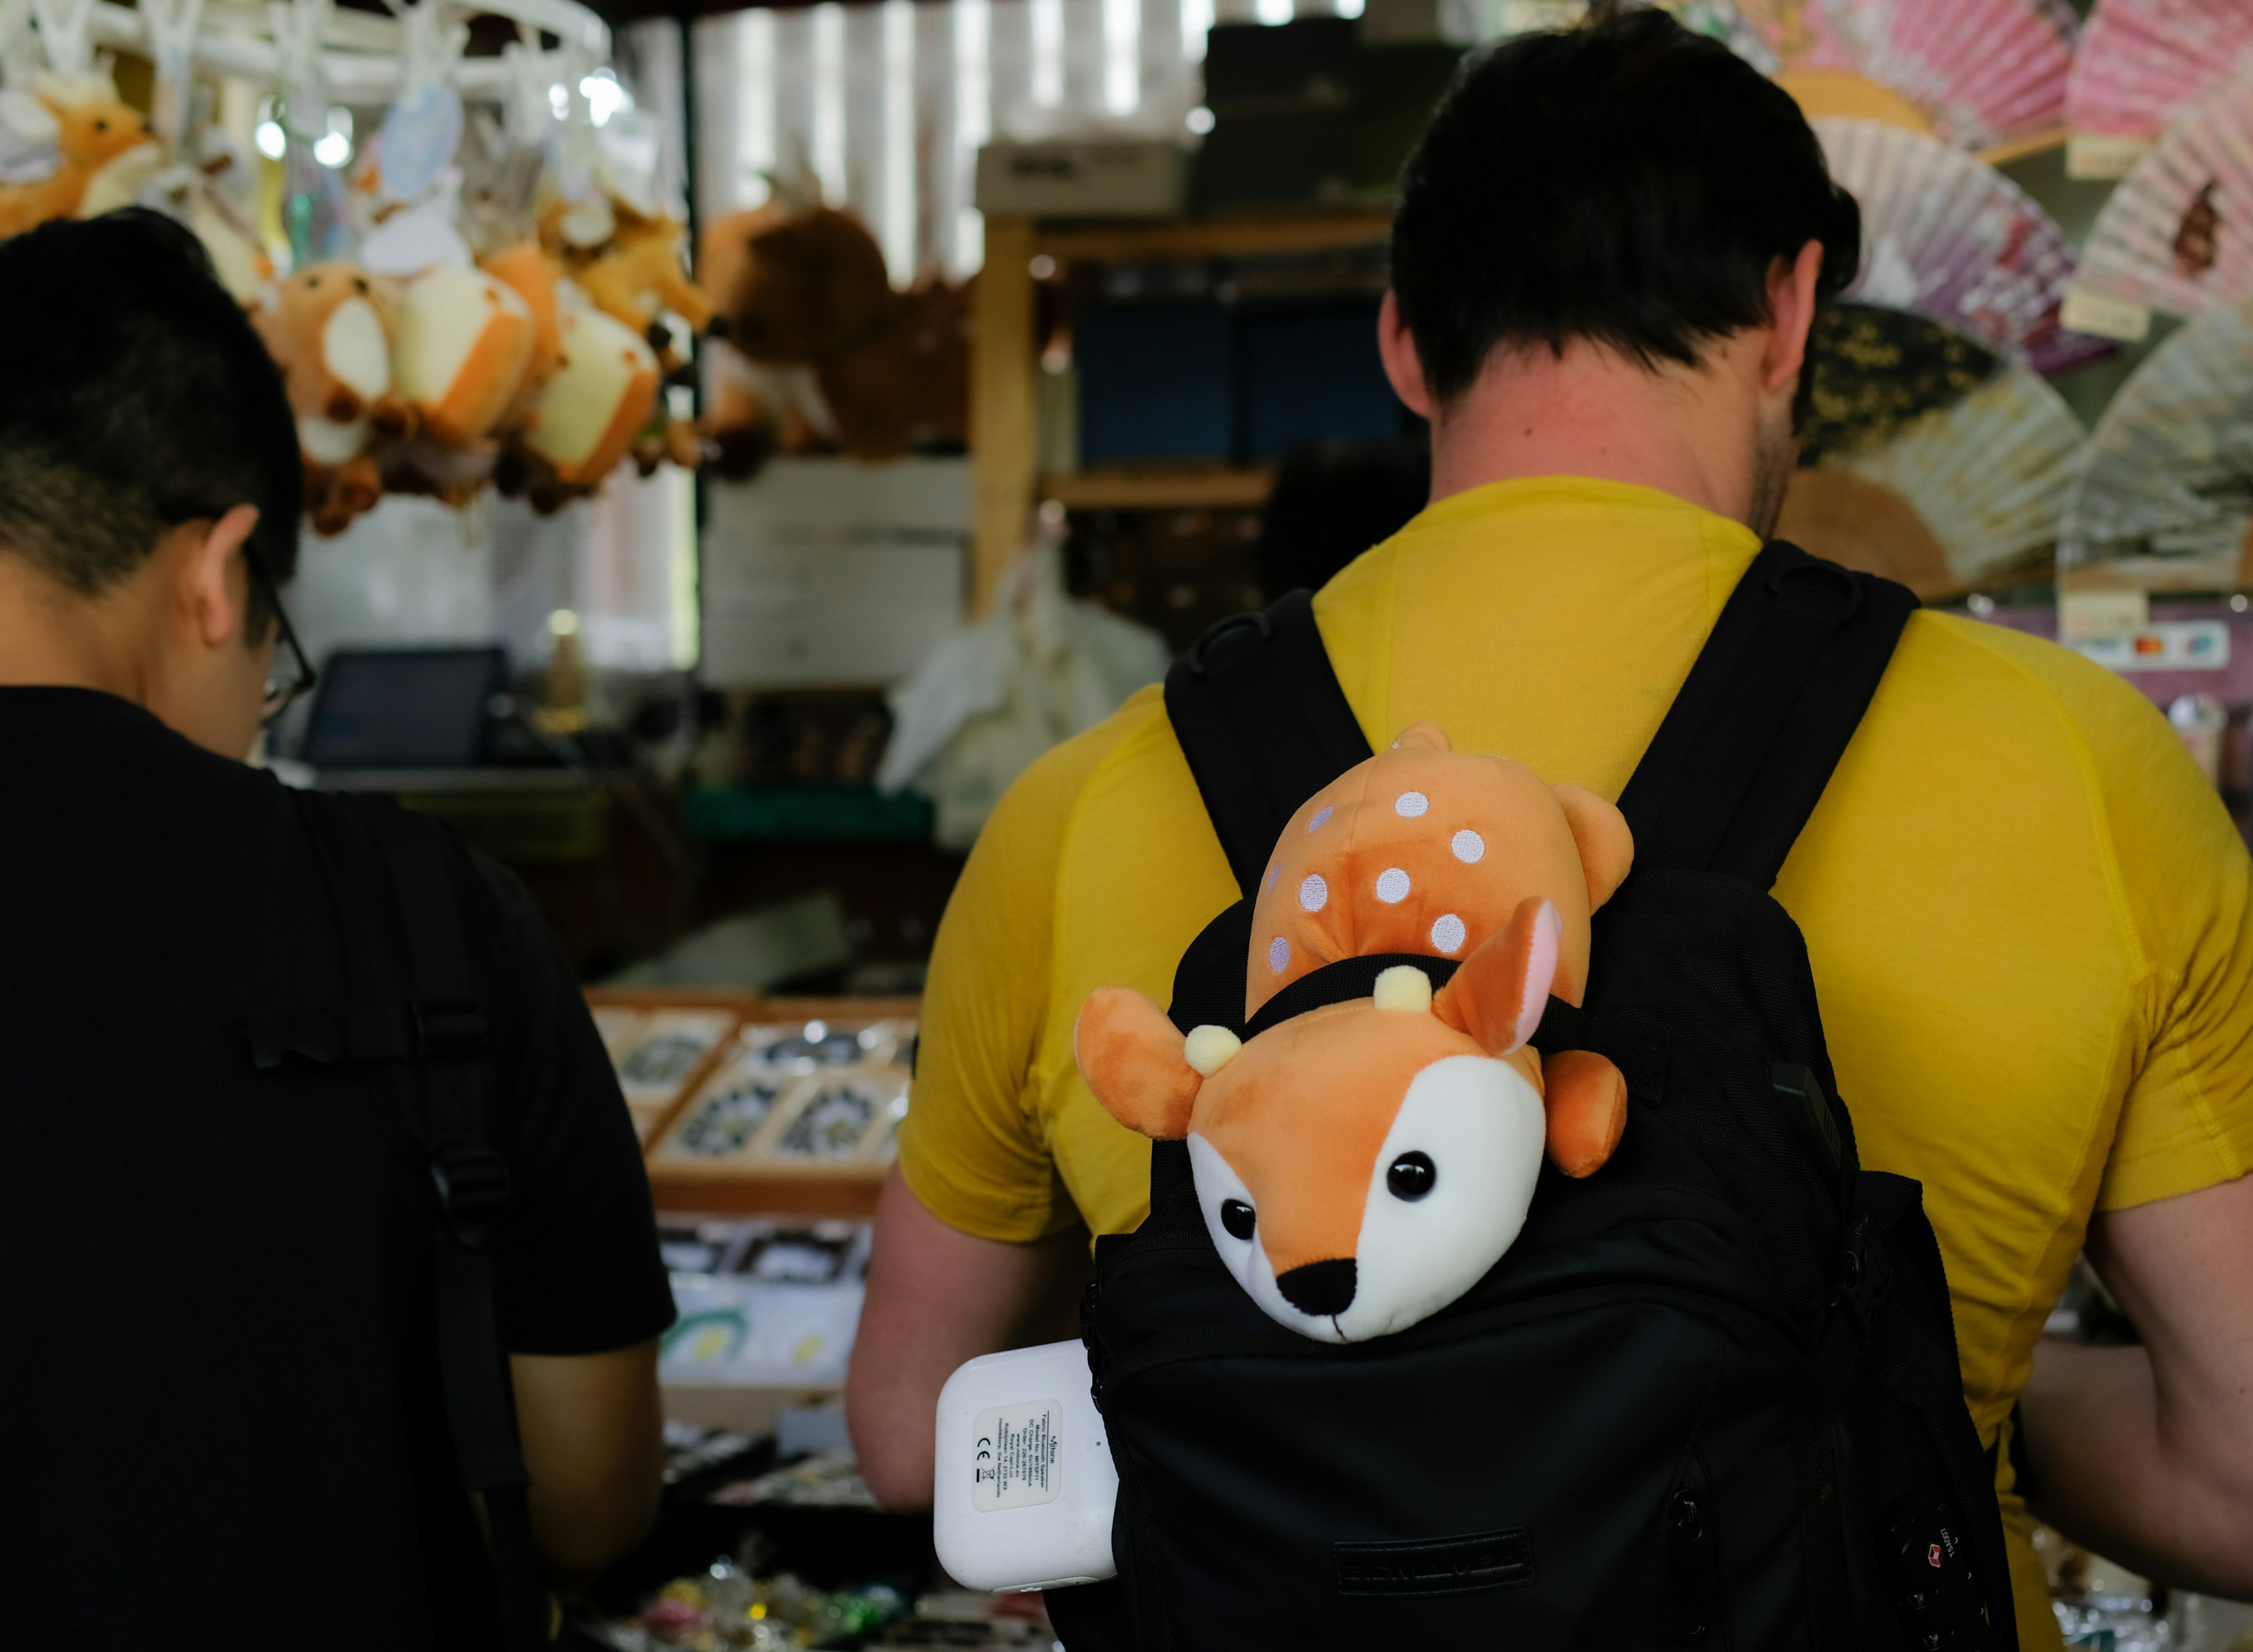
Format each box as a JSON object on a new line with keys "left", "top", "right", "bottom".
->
{"left": 249, "top": 263, "right": 413, "bottom": 536}
{"left": 480, "top": 243, "right": 565, "bottom": 428}
{"left": 699, "top": 204, "right": 969, "bottom": 469}
{"left": 0, "top": 92, "right": 157, "bottom": 238}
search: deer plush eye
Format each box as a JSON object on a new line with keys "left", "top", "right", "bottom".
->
{"left": 1387, "top": 1152, "right": 1437, "bottom": 1201}
{"left": 1220, "top": 1199, "right": 1256, "bottom": 1240}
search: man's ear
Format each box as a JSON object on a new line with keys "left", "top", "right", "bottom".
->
{"left": 1554, "top": 784, "right": 1634, "bottom": 911}
{"left": 1435, "top": 898, "right": 1559, "bottom": 1057}
{"left": 177, "top": 505, "right": 264, "bottom": 651}
{"left": 1763, "top": 239, "right": 1825, "bottom": 397}
{"left": 1074, "top": 988, "right": 1202, "bottom": 1140}
{"left": 1377, "top": 289, "right": 1433, "bottom": 421}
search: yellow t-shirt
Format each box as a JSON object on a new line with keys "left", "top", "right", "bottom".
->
{"left": 899, "top": 478, "right": 2253, "bottom": 1650}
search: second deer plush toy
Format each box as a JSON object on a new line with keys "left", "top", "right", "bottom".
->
{"left": 1075, "top": 723, "right": 1634, "bottom": 1343}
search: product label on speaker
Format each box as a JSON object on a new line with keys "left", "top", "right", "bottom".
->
{"left": 971, "top": 1400, "right": 1063, "bottom": 1511}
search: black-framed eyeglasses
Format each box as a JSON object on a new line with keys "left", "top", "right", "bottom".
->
{"left": 243, "top": 547, "right": 317, "bottom": 727}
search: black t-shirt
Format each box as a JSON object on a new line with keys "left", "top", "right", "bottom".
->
{"left": 0, "top": 689, "right": 675, "bottom": 1648}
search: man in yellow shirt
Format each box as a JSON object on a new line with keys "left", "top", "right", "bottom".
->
{"left": 848, "top": 15, "right": 2253, "bottom": 1646}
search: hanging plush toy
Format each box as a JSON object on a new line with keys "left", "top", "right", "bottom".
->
{"left": 479, "top": 242, "right": 563, "bottom": 425}
{"left": 0, "top": 83, "right": 158, "bottom": 238}
{"left": 249, "top": 261, "right": 412, "bottom": 536}
{"left": 1074, "top": 723, "right": 1635, "bottom": 1343}
{"left": 390, "top": 262, "right": 536, "bottom": 446}
{"left": 498, "top": 287, "right": 659, "bottom": 513}
{"left": 567, "top": 206, "right": 713, "bottom": 370}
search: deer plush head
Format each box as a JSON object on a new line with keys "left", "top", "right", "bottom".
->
{"left": 1075, "top": 725, "right": 1634, "bottom": 1343}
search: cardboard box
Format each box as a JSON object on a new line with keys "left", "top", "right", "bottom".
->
{"left": 975, "top": 140, "right": 1188, "bottom": 219}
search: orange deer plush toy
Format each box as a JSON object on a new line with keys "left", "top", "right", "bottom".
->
{"left": 1075, "top": 723, "right": 1634, "bottom": 1342}
{"left": 249, "top": 263, "right": 413, "bottom": 536}
{"left": 0, "top": 89, "right": 157, "bottom": 239}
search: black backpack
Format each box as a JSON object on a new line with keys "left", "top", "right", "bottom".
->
{"left": 246, "top": 795, "right": 550, "bottom": 1650}
{"left": 1048, "top": 544, "right": 2017, "bottom": 1651}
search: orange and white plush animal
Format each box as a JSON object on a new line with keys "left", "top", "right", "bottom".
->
{"left": 390, "top": 263, "right": 536, "bottom": 445}
{"left": 0, "top": 89, "right": 157, "bottom": 239}
{"left": 1075, "top": 723, "right": 1634, "bottom": 1342}
{"left": 249, "top": 262, "right": 412, "bottom": 537}
{"left": 517, "top": 296, "right": 659, "bottom": 494}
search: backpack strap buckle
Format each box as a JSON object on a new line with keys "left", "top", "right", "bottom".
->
{"left": 431, "top": 1143, "right": 512, "bottom": 1245}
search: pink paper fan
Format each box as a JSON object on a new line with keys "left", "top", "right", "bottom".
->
{"left": 1816, "top": 117, "right": 2107, "bottom": 373}
{"left": 1743, "top": 0, "right": 2077, "bottom": 150}
{"left": 2068, "top": 0, "right": 2253, "bottom": 143}
{"left": 2076, "top": 86, "right": 2253, "bottom": 320}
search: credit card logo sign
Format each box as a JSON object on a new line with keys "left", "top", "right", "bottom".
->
{"left": 971, "top": 1399, "right": 1063, "bottom": 1511}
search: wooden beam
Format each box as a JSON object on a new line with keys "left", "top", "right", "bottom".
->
{"left": 1042, "top": 466, "right": 1276, "bottom": 510}
{"left": 971, "top": 216, "right": 1038, "bottom": 617}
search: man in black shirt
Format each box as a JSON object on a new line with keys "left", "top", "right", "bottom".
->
{"left": 0, "top": 212, "right": 675, "bottom": 1643}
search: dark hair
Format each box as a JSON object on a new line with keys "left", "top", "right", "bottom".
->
{"left": 1391, "top": 11, "right": 1861, "bottom": 404}
{"left": 1257, "top": 436, "right": 1432, "bottom": 601}
{"left": 0, "top": 208, "right": 302, "bottom": 634}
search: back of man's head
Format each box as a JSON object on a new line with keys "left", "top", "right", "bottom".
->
{"left": 0, "top": 209, "right": 301, "bottom": 626}
{"left": 1392, "top": 12, "right": 1860, "bottom": 405}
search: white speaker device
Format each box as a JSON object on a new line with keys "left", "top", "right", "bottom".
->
{"left": 932, "top": 1339, "right": 1118, "bottom": 1592}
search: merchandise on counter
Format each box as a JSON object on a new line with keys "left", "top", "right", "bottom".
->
{"left": 614, "top": 1007, "right": 748, "bottom": 1142}
{"left": 593, "top": 1555, "right": 907, "bottom": 1650}
{"left": 709, "top": 1451, "right": 881, "bottom": 1509}
{"left": 657, "top": 1218, "right": 870, "bottom": 1387}
{"left": 2066, "top": 0, "right": 2253, "bottom": 177}
{"left": 1780, "top": 303, "right": 2083, "bottom": 597}
{"left": 2057, "top": 296, "right": 2253, "bottom": 589}
{"left": 652, "top": 1020, "right": 909, "bottom": 1171}
{"left": 1814, "top": 117, "right": 2102, "bottom": 374}
{"left": 2073, "top": 83, "right": 2253, "bottom": 329}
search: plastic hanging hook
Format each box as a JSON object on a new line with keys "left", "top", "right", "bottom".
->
{"left": 29, "top": 0, "right": 98, "bottom": 83}
{"left": 140, "top": 0, "right": 206, "bottom": 151}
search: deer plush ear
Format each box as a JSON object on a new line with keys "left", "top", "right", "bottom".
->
{"left": 1554, "top": 784, "right": 1634, "bottom": 912}
{"left": 1389, "top": 721, "right": 1453, "bottom": 753}
{"left": 1435, "top": 898, "right": 1560, "bottom": 1057}
{"left": 1074, "top": 988, "right": 1204, "bottom": 1140}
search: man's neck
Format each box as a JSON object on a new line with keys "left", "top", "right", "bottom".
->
{"left": 1425, "top": 336, "right": 1764, "bottom": 527}
{"left": 0, "top": 555, "right": 150, "bottom": 702}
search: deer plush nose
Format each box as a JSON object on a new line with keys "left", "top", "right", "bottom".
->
{"left": 1275, "top": 1258, "right": 1356, "bottom": 1316}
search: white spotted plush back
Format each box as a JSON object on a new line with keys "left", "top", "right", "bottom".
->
{"left": 1244, "top": 722, "right": 1630, "bottom": 1020}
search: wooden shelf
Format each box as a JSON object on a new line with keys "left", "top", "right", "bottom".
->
{"left": 1034, "top": 211, "right": 1392, "bottom": 265}
{"left": 1042, "top": 466, "right": 1276, "bottom": 510}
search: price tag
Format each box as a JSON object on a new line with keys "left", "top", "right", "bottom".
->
{"left": 2060, "top": 285, "right": 2153, "bottom": 343}
{"left": 2066, "top": 133, "right": 2151, "bottom": 181}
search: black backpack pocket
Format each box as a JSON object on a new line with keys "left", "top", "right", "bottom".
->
{"left": 1100, "top": 1269, "right": 1819, "bottom": 1651}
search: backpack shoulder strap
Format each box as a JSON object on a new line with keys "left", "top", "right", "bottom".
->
{"left": 269, "top": 793, "right": 546, "bottom": 1651}
{"left": 1616, "top": 541, "right": 1917, "bottom": 889}
{"left": 1164, "top": 588, "right": 1372, "bottom": 898}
